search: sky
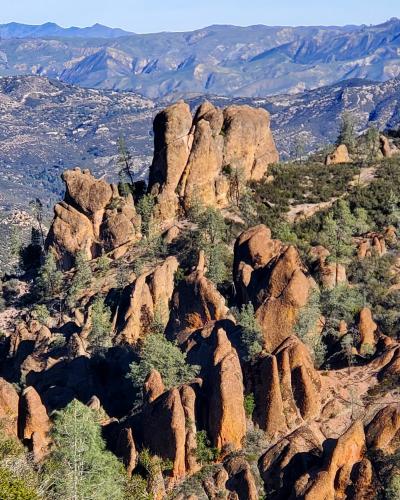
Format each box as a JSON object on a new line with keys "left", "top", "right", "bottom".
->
{"left": 0, "top": 0, "right": 399, "bottom": 33}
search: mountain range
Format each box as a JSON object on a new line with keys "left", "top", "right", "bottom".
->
{"left": 0, "top": 19, "right": 399, "bottom": 98}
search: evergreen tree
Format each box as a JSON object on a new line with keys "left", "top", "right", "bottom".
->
{"left": 235, "top": 303, "right": 263, "bottom": 360}
{"left": 365, "top": 126, "right": 380, "bottom": 161}
{"left": 337, "top": 111, "right": 356, "bottom": 153}
{"left": 89, "top": 296, "right": 113, "bottom": 351}
{"left": 35, "top": 252, "right": 63, "bottom": 301}
{"left": 29, "top": 198, "right": 46, "bottom": 249}
{"left": 117, "top": 137, "right": 135, "bottom": 186}
{"left": 319, "top": 200, "right": 369, "bottom": 285}
{"left": 47, "top": 399, "right": 125, "bottom": 500}
{"left": 67, "top": 252, "right": 92, "bottom": 308}
{"left": 128, "top": 331, "right": 199, "bottom": 394}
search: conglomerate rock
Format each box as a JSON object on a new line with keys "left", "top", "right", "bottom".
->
{"left": 148, "top": 101, "right": 278, "bottom": 224}
{"left": 47, "top": 168, "right": 141, "bottom": 269}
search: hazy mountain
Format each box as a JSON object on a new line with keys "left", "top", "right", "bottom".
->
{"left": 0, "top": 22, "right": 133, "bottom": 39}
{"left": 0, "top": 19, "right": 399, "bottom": 98}
{"left": 0, "top": 75, "right": 399, "bottom": 216}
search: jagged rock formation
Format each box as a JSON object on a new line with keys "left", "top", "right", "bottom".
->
{"left": 167, "top": 259, "right": 230, "bottom": 345}
{"left": 148, "top": 101, "right": 278, "bottom": 223}
{"left": 47, "top": 168, "right": 141, "bottom": 269}
{"left": 296, "top": 421, "right": 373, "bottom": 499}
{"left": 18, "top": 386, "right": 51, "bottom": 462}
{"left": 208, "top": 329, "right": 246, "bottom": 451}
{"left": 233, "top": 225, "right": 313, "bottom": 351}
{"left": 358, "top": 307, "right": 378, "bottom": 352}
{"left": 260, "top": 425, "right": 323, "bottom": 499}
{"left": 366, "top": 404, "right": 400, "bottom": 454}
{"left": 117, "top": 256, "right": 179, "bottom": 345}
{"left": 325, "top": 144, "right": 351, "bottom": 165}
{"left": 357, "top": 232, "right": 387, "bottom": 259}
{"left": 310, "top": 245, "right": 347, "bottom": 289}
{"left": 0, "top": 378, "right": 19, "bottom": 435}
{"left": 254, "top": 336, "right": 321, "bottom": 437}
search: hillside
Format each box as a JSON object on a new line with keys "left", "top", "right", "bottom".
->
{"left": 0, "top": 19, "right": 399, "bottom": 98}
{"left": 0, "top": 99, "right": 399, "bottom": 499}
{"left": 0, "top": 75, "right": 400, "bottom": 218}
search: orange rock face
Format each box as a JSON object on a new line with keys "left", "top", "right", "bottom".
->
{"left": 234, "top": 225, "right": 313, "bottom": 352}
{"left": 298, "top": 421, "right": 368, "bottom": 500}
{"left": 117, "top": 256, "right": 179, "bottom": 344}
{"left": 358, "top": 307, "right": 377, "bottom": 351}
{"left": 325, "top": 144, "right": 351, "bottom": 165}
{"left": 18, "top": 386, "right": 51, "bottom": 462}
{"left": 0, "top": 378, "right": 19, "bottom": 436}
{"left": 148, "top": 101, "right": 279, "bottom": 223}
{"left": 254, "top": 336, "right": 321, "bottom": 437}
{"left": 366, "top": 404, "right": 400, "bottom": 454}
{"left": 208, "top": 329, "right": 246, "bottom": 451}
{"left": 47, "top": 168, "right": 141, "bottom": 269}
{"left": 167, "top": 267, "right": 230, "bottom": 345}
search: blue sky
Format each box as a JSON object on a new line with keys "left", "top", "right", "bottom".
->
{"left": 1, "top": 0, "right": 399, "bottom": 33}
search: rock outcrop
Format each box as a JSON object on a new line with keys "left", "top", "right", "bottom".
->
{"left": 234, "top": 225, "right": 313, "bottom": 352}
{"left": 208, "top": 329, "right": 246, "bottom": 451}
{"left": 0, "top": 378, "right": 19, "bottom": 435}
{"left": 139, "top": 380, "right": 198, "bottom": 479}
{"left": 254, "top": 336, "right": 321, "bottom": 437}
{"left": 18, "top": 386, "right": 51, "bottom": 462}
{"left": 358, "top": 307, "right": 377, "bottom": 352}
{"left": 325, "top": 144, "right": 351, "bottom": 165}
{"left": 167, "top": 262, "right": 230, "bottom": 345}
{"left": 260, "top": 425, "right": 323, "bottom": 499}
{"left": 117, "top": 256, "right": 179, "bottom": 344}
{"left": 47, "top": 168, "right": 141, "bottom": 269}
{"left": 366, "top": 404, "right": 400, "bottom": 454}
{"left": 148, "top": 101, "right": 278, "bottom": 223}
{"left": 357, "top": 233, "right": 387, "bottom": 259}
{"left": 296, "top": 421, "right": 370, "bottom": 500}
{"left": 310, "top": 245, "right": 347, "bottom": 289}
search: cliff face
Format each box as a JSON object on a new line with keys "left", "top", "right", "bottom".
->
{"left": 148, "top": 100, "right": 278, "bottom": 224}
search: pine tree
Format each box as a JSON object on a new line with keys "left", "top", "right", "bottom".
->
{"left": 47, "top": 399, "right": 125, "bottom": 500}
{"left": 67, "top": 252, "right": 92, "bottom": 308}
{"left": 29, "top": 198, "right": 46, "bottom": 249}
{"left": 89, "top": 296, "right": 113, "bottom": 351}
{"left": 117, "top": 137, "right": 135, "bottom": 186}
{"left": 337, "top": 111, "right": 356, "bottom": 153}
{"left": 319, "top": 200, "right": 369, "bottom": 285}
{"left": 35, "top": 252, "right": 63, "bottom": 301}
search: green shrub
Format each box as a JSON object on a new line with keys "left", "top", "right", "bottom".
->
{"left": 195, "top": 431, "right": 219, "bottom": 465}
{"left": 234, "top": 303, "right": 263, "bottom": 360}
{"left": 0, "top": 468, "right": 39, "bottom": 500}
{"left": 244, "top": 394, "right": 255, "bottom": 418}
{"left": 128, "top": 333, "right": 199, "bottom": 393}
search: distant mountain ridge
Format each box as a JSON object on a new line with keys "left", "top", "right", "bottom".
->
{"left": 0, "top": 19, "right": 399, "bottom": 98}
{"left": 0, "top": 22, "right": 133, "bottom": 39}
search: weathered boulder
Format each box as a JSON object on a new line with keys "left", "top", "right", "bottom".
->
{"left": 117, "top": 256, "right": 179, "bottom": 344}
{"left": 366, "top": 404, "right": 400, "bottom": 454}
{"left": 357, "top": 233, "right": 387, "bottom": 259}
{"left": 254, "top": 336, "right": 321, "bottom": 437}
{"left": 224, "top": 454, "right": 258, "bottom": 500}
{"left": 358, "top": 307, "right": 377, "bottom": 352}
{"left": 143, "top": 369, "right": 165, "bottom": 404}
{"left": 297, "top": 421, "right": 367, "bottom": 500}
{"left": 0, "top": 378, "right": 19, "bottom": 435}
{"left": 116, "top": 427, "right": 138, "bottom": 476}
{"left": 380, "top": 134, "right": 394, "bottom": 158}
{"left": 208, "top": 329, "right": 246, "bottom": 451}
{"left": 47, "top": 168, "right": 141, "bottom": 269}
{"left": 148, "top": 101, "right": 278, "bottom": 223}
{"left": 260, "top": 425, "right": 323, "bottom": 499}
{"left": 325, "top": 144, "right": 351, "bottom": 165}
{"left": 140, "top": 381, "right": 198, "bottom": 479}
{"left": 234, "top": 225, "right": 313, "bottom": 352}
{"left": 18, "top": 386, "right": 51, "bottom": 462}
{"left": 311, "top": 245, "right": 347, "bottom": 289}
{"left": 167, "top": 265, "right": 230, "bottom": 345}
